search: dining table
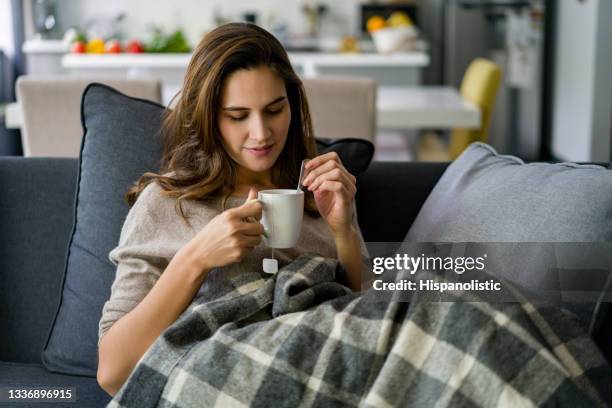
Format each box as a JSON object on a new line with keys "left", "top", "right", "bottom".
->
{"left": 6, "top": 85, "right": 481, "bottom": 132}
{"left": 377, "top": 86, "right": 481, "bottom": 130}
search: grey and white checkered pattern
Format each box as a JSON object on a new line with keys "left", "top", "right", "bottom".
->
{"left": 107, "top": 254, "right": 611, "bottom": 407}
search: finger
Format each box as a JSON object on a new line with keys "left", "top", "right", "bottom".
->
{"left": 239, "top": 221, "right": 265, "bottom": 236}
{"left": 315, "top": 181, "right": 351, "bottom": 207}
{"left": 246, "top": 188, "right": 258, "bottom": 201}
{"left": 308, "top": 167, "right": 342, "bottom": 190}
{"left": 315, "top": 180, "right": 346, "bottom": 195}
{"left": 304, "top": 151, "right": 342, "bottom": 172}
{"left": 243, "top": 188, "right": 262, "bottom": 221}
{"left": 302, "top": 159, "right": 336, "bottom": 186}
{"left": 303, "top": 159, "right": 353, "bottom": 188}
{"left": 244, "top": 207, "right": 263, "bottom": 222}
{"left": 309, "top": 169, "right": 355, "bottom": 195}
{"left": 232, "top": 198, "right": 262, "bottom": 220}
{"left": 231, "top": 203, "right": 262, "bottom": 221}
{"left": 239, "top": 234, "right": 262, "bottom": 247}
{"left": 304, "top": 159, "right": 355, "bottom": 188}
{"left": 347, "top": 171, "right": 356, "bottom": 185}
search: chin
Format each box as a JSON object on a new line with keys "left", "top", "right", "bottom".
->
{"left": 245, "top": 160, "right": 275, "bottom": 173}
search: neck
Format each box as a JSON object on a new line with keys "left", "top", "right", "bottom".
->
{"left": 233, "top": 168, "right": 276, "bottom": 196}
{"left": 237, "top": 168, "right": 273, "bottom": 186}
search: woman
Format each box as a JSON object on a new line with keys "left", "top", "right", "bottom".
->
{"left": 96, "top": 22, "right": 368, "bottom": 396}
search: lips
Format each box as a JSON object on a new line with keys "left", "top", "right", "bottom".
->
{"left": 248, "top": 145, "right": 272, "bottom": 150}
{"left": 245, "top": 144, "right": 274, "bottom": 157}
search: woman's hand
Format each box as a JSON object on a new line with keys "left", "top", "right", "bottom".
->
{"left": 302, "top": 152, "right": 357, "bottom": 236}
{"left": 182, "top": 189, "right": 264, "bottom": 272}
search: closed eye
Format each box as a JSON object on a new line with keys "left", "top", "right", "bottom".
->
{"left": 267, "top": 107, "right": 284, "bottom": 115}
{"left": 228, "top": 114, "right": 247, "bottom": 122}
{"left": 228, "top": 106, "right": 284, "bottom": 121}
{"left": 267, "top": 101, "right": 287, "bottom": 114}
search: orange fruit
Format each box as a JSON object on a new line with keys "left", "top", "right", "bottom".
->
{"left": 86, "top": 38, "right": 105, "bottom": 54}
{"left": 366, "top": 16, "right": 387, "bottom": 32}
{"left": 388, "top": 12, "right": 413, "bottom": 27}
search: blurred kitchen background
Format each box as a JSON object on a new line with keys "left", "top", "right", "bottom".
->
{"left": 0, "top": 0, "right": 610, "bottom": 163}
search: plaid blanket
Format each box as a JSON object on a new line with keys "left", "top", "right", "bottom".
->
{"left": 107, "top": 254, "right": 612, "bottom": 407}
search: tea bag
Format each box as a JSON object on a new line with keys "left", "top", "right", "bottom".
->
{"left": 263, "top": 248, "right": 278, "bottom": 274}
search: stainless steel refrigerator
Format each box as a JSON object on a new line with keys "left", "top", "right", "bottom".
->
{"left": 418, "top": 0, "right": 552, "bottom": 160}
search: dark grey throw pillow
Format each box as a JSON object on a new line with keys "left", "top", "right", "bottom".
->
{"left": 315, "top": 137, "right": 374, "bottom": 175}
{"left": 405, "top": 142, "right": 612, "bottom": 337}
{"left": 41, "top": 83, "right": 374, "bottom": 377}
{"left": 41, "top": 84, "right": 165, "bottom": 376}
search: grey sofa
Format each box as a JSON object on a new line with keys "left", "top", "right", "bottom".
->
{"left": 1, "top": 157, "right": 610, "bottom": 407}
{"left": 0, "top": 157, "right": 449, "bottom": 407}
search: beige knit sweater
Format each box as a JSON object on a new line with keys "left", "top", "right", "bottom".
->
{"left": 98, "top": 181, "right": 368, "bottom": 342}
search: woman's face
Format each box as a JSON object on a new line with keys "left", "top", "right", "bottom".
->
{"left": 218, "top": 66, "right": 291, "bottom": 181}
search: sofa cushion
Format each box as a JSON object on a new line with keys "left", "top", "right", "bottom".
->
{"left": 41, "top": 83, "right": 374, "bottom": 377}
{"left": 356, "top": 161, "right": 449, "bottom": 242}
{"left": 405, "top": 142, "right": 612, "bottom": 336}
{"left": 0, "top": 362, "right": 110, "bottom": 407}
{"left": 0, "top": 158, "right": 78, "bottom": 364}
{"left": 315, "top": 137, "right": 374, "bottom": 175}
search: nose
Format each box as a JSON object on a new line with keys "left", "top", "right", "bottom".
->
{"left": 249, "top": 113, "right": 270, "bottom": 142}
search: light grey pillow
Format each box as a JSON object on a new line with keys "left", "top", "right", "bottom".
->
{"left": 404, "top": 142, "right": 612, "bottom": 335}
{"left": 406, "top": 142, "right": 612, "bottom": 242}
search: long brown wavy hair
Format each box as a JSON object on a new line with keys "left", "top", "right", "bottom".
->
{"left": 126, "top": 22, "right": 319, "bottom": 223}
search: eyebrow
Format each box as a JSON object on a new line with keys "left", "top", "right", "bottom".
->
{"left": 223, "top": 96, "right": 287, "bottom": 112}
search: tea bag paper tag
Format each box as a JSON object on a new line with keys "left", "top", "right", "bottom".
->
{"left": 263, "top": 258, "right": 278, "bottom": 274}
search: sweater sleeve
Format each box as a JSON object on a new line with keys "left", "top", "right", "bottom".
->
{"left": 98, "top": 183, "right": 181, "bottom": 344}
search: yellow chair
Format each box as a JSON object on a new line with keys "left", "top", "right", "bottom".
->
{"left": 448, "top": 58, "right": 502, "bottom": 160}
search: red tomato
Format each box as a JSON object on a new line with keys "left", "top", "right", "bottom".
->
{"left": 125, "top": 40, "right": 144, "bottom": 53}
{"left": 71, "top": 41, "right": 87, "bottom": 54}
{"left": 105, "top": 40, "right": 122, "bottom": 53}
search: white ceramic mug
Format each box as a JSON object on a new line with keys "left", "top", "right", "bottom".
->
{"left": 257, "top": 189, "right": 304, "bottom": 249}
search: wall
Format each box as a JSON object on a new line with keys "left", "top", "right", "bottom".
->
{"left": 0, "top": 0, "right": 14, "bottom": 101}
{"left": 551, "top": 0, "right": 612, "bottom": 162}
{"left": 44, "top": 0, "right": 362, "bottom": 45}
{"left": 0, "top": 0, "right": 14, "bottom": 57}
{"left": 590, "top": 0, "right": 612, "bottom": 163}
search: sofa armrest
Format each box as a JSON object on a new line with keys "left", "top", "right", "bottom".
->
{"left": 0, "top": 157, "right": 78, "bottom": 364}
{"left": 356, "top": 161, "right": 449, "bottom": 242}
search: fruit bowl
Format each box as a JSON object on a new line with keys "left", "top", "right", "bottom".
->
{"left": 371, "top": 26, "right": 418, "bottom": 54}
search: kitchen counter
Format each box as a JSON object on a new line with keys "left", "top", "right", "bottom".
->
{"left": 22, "top": 40, "right": 430, "bottom": 104}
{"left": 61, "top": 51, "right": 429, "bottom": 77}
{"left": 22, "top": 39, "right": 68, "bottom": 53}
{"left": 18, "top": 34, "right": 426, "bottom": 68}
